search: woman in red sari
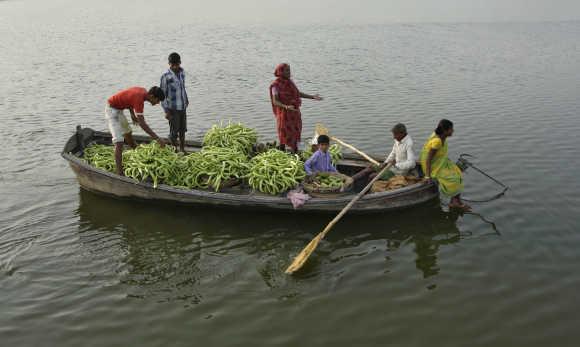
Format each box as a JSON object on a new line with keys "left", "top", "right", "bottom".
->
{"left": 269, "top": 63, "right": 322, "bottom": 152}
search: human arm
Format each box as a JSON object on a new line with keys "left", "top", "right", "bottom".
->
{"left": 425, "top": 149, "right": 437, "bottom": 180}
{"left": 272, "top": 93, "right": 297, "bottom": 111}
{"left": 384, "top": 145, "right": 396, "bottom": 165}
{"left": 183, "top": 70, "right": 189, "bottom": 108}
{"left": 128, "top": 108, "right": 139, "bottom": 125}
{"left": 424, "top": 137, "right": 442, "bottom": 180}
{"left": 304, "top": 151, "right": 319, "bottom": 175}
{"left": 135, "top": 112, "right": 165, "bottom": 147}
{"left": 299, "top": 91, "right": 323, "bottom": 101}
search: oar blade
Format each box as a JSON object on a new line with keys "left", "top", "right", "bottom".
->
{"left": 315, "top": 123, "right": 329, "bottom": 136}
{"left": 285, "top": 232, "right": 325, "bottom": 274}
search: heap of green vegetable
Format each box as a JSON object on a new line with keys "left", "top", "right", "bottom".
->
{"left": 247, "top": 149, "right": 306, "bottom": 195}
{"left": 174, "top": 146, "right": 250, "bottom": 191}
{"left": 123, "top": 142, "right": 182, "bottom": 188}
{"left": 82, "top": 122, "right": 343, "bottom": 195}
{"left": 83, "top": 144, "right": 116, "bottom": 172}
{"left": 300, "top": 144, "right": 343, "bottom": 165}
{"left": 203, "top": 121, "right": 258, "bottom": 154}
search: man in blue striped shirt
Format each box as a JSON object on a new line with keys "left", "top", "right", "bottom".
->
{"left": 160, "top": 52, "right": 189, "bottom": 152}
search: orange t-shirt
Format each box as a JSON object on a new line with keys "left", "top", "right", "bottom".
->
{"left": 108, "top": 87, "right": 148, "bottom": 114}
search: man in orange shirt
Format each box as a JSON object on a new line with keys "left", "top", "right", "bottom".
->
{"left": 105, "top": 86, "right": 166, "bottom": 175}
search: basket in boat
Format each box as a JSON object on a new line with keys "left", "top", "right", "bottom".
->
{"left": 303, "top": 172, "right": 353, "bottom": 197}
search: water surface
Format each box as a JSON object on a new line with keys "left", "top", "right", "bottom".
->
{"left": 1, "top": 1, "right": 580, "bottom": 346}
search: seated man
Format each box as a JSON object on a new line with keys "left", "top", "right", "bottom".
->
{"left": 353, "top": 123, "right": 416, "bottom": 182}
{"left": 382, "top": 122, "right": 416, "bottom": 178}
{"left": 304, "top": 135, "right": 337, "bottom": 175}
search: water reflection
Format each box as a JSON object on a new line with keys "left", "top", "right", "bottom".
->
{"left": 75, "top": 190, "right": 497, "bottom": 302}
{"left": 308, "top": 200, "right": 467, "bottom": 279}
{"left": 75, "top": 190, "right": 315, "bottom": 304}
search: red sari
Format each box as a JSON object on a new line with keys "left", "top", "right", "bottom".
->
{"left": 269, "top": 64, "right": 302, "bottom": 151}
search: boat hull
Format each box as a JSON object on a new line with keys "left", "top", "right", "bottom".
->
{"left": 62, "top": 127, "right": 439, "bottom": 214}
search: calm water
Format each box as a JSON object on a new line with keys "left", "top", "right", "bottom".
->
{"left": 1, "top": 1, "right": 580, "bottom": 346}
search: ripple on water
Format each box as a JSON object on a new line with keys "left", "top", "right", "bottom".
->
{"left": 1, "top": 11, "right": 580, "bottom": 346}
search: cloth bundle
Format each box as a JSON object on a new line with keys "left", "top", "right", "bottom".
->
{"left": 371, "top": 175, "right": 424, "bottom": 193}
{"left": 287, "top": 188, "right": 311, "bottom": 209}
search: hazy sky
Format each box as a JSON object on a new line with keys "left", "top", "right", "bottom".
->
{"left": 3, "top": 0, "right": 580, "bottom": 24}
{"left": 181, "top": 0, "right": 580, "bottom": 24}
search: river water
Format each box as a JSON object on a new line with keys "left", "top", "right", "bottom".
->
{"left": 1, "top": 1, "right": 580, "bottom": 346}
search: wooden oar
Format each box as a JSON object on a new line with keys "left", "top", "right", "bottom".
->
{"left": 315, "top": 123, "right": 380, "bottom": 166}
{"left": 285, "top": 163, "right": 392, "bottom": 274}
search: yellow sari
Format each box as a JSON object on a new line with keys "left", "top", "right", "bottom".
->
{"left": 420, "top": 133, "right": 463, "bottom": 196}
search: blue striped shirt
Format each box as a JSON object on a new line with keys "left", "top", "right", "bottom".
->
{"left": 160, "top": 68, "right": 189, "bottom": 111}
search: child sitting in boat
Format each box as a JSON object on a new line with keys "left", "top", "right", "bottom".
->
{"left": 304, "top": 135, "right": 337, "bottom": 176}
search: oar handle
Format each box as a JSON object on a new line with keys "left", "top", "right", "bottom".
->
{"left": 320, "top": 163, "right": 392, "bottom": 237}
{"left": 330, "top": 136, "right": 380, "bottom": 166}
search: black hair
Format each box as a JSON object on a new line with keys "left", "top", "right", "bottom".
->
{"left": 168, "top": 52, "right": 181, "bottom": 64}
{"left": 317, "top": 134, "right": 330, "bottom": 145}
{"left": 391, "top": 123, "right": 407, "bottom": 134}
{"left": 435, "top": 119, "right": 453, "bottom": 136}
{"left": 148, "top": 86, "right": 165, "bottom": 101}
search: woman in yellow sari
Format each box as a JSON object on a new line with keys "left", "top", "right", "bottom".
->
{"left": 420, "top": 119, "right": 470, "bottom": 211}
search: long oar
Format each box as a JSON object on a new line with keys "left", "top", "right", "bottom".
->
{"left": 285, "top": 163, "right": 392, "bottom": 274}
{"left": 315, "top": 123, "right": 380, "bottom": 166}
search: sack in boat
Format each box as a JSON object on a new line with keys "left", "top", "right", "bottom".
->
{"left": 371, "top": 175, "right": 423, "bottom": 193}
{"left": 303, "top": 172, "right": 353, "bottom": 197}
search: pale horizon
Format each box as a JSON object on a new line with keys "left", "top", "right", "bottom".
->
{"left": 4, "top": 0, "right": 580, "bottom": 25}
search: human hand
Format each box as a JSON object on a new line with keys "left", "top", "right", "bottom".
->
{"left": 165, "top": 112, "right": 171, "bottom": 121}
{"left": 131, "top": 114, "right": 139, "bottom": 125}
{"left": 156, "top": 138, "right": 166, "bottom": 148}
{"left": 312, "top": 94, "right": 323, "bottom": 101}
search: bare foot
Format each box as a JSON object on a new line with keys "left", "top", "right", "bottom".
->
{"left": 460, "top": 203, "right": 472, "bottom": 212}
{"left": 448, "top": 201, "right": 462, "bottom": 209}
{"left": 449, "top": 201, "right": 472, "bottom": 212}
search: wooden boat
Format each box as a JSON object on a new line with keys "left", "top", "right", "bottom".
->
{"left": 62, "top": 126, "right": 439, "bottom": 213}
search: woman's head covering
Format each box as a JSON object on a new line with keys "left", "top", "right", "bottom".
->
{"left": 270, "top": 63, "right": 300, "bottom": 111}
{"left": 274, "top": 63, "right": 289, "bottom": 78}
